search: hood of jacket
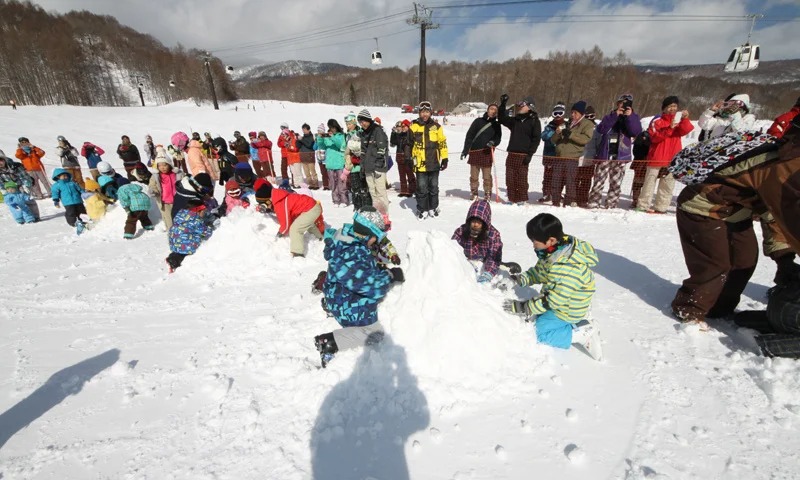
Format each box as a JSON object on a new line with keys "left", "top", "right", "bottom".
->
{"left": 465, "top": 199, "right": 492, "bottom": 226}
{"left": 51, "top": 167, "right": 71, "bottom": 181}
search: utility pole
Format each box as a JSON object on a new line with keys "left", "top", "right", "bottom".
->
{"left": 407, "top": 3, "right": 439, "bottom": 103}
{"left": 203, "top": 52, "right": 220, "bottom": 110}
{"left": 130, "top": 75, "right": 146, "bottom": 106}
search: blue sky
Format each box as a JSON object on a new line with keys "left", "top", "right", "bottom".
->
{"left": 33, "top": 0, "right": 800, "bottom": 68}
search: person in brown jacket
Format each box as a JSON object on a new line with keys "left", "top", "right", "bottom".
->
{"left": 671, "top": 118, "right": 800, "bottom": 327}
{"left": 551, "top": 101, "right": 594, "bottom": 207}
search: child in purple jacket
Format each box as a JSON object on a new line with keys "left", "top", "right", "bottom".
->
{"left": 452, "top": 199, "right": 504, "bottom": 283}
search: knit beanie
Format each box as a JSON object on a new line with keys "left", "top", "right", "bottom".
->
{"left": 225, "top": 179, "right": 240, "bottom": 193}
{"left": 317, "top": 123, "right": 326, "bottom": 134}
{"left": 401, "top": 119, "right": 411, "bottom": 127}
{"left": 193, "top": 173, "right": 214, "bottom": 195}
{"left": 571, "top": 101, "right": 587, "bottom": 115}
{"left": 526, "top": 213, "right": 564, "bottom": 242}
{"left": 585, "top": 106, "right": 596, "bottom": 116}
{"left": 662, "top": 96, "right": 680, "bottom": 110}
{"left": 552, "top": 102, "right": 566, "bottom": 115}
{"left": 248, "top": 131, "right": 257, "bottom": 138}
{"left": 520, "top": 96, "right": 536, "bottom": 110}
{"left": 352, "top": 206, "right": 385, "bottom": 238}
{"left": 254, "top": 178, "right": 273, "bottom": 202}
{"left": 357, "top": 109, "right": 373, "bottom": 122}
{"left": 4, "top": 180, "right": 18, "bottom": 190}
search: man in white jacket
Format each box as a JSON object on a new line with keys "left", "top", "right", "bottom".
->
{"left": 698, "top": 93, "right": 756, "bottom": 140}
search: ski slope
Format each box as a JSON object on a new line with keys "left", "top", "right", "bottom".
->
{"left": 0, "top": 101, "right": 798, "bottom": 479}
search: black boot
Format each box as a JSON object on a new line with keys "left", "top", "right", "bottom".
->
{"left": 314, "top": 333, "right": 339, "bottom": 368}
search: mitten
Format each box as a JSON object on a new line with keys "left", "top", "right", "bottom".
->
{"left": 503, "top": 299, "right": 531, "bottom": 317}
{"left": 477, "top": 271, "right": 493, "bottom": 284}
{"left": 53, "top": 200, "right": 60, "bottom": 208}
{"left": 390, "top": 254, "right": 401, "bottom": 265}
{"left": 440, "top": 158, "right": 448, "bottom": 170}
{"left": 389, "top": 267, "right": 405, "bottom": 283}
{"left": 500, "top": 93, "right": 509, "bottom": 104}
{"left": 460, "top": 153, "right": 467, "bottom": 160}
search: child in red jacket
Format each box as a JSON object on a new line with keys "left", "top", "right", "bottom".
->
{"left": 639, "top": 96, "right": 694, "bottom": 214}
{"left": 259, "top": 181, "right": 324, "bottom": 257}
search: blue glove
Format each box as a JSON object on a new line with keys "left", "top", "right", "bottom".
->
{"left": 477, "top": 271, "right": 493, "bottom": 284}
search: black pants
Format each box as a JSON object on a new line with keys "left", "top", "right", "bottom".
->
{"left": 349, "top": 170, "right": 372, "bottom": 211}
{"left": 125, "top": 210, "right": 153, "bottom": 236}
{"left": 415, "top": 170, "right": 440, "bottom": 212}
{"left": 64, "top": 204, "right": 87, "bottom": 227}
{"left": 166, "top": 252, "right": 187, "bottom": 270}
{"left": 736, "top": 282, "right": 800, "bottom": 358}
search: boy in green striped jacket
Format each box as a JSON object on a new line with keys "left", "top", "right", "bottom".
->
{"left": 504, "top": 213, "right": 603, "bottom": 360}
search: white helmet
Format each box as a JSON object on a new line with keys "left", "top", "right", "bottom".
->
{"left": 97, "top": 161, "right": 114, "bottom": 174}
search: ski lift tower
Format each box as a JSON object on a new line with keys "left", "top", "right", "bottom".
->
{"left": 407, "top": 3, "right": 439, "bottom": 103}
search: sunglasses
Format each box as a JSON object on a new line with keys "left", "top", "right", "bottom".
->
{"left": 419, "top": 101, "right": 432, "bottom": 111}
{"left": 586, "top": 114, "right": 596, "bottom": 120}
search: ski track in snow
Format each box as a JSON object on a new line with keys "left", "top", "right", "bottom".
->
{"left": 0, "top": 101, "right": 798, "bottom": 479}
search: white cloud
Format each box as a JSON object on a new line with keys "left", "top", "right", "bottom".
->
{"left": 31, "top": 0, "right": 797, "bottom": 68}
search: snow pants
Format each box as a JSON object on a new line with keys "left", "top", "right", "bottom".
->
{"left": 331, "top": 321, "right": 384, "bottom": 352}
{"left": 28, "top": 170, "right": 51, "bottom": 199}
{"left": 588, "top": 161, "right": 627, "bottom": 208}
{"left": 289, "top": 203, "right": 323, "bottom": 255}
{"left": 350, "top": 170, "right": 372, "bottom": 211}
{"left": 736, "top": 283, "right": 800, "bottom": 358}
{"left": 534, "top": 310, "right": 573, "bottom": 349}
{"left": 396, "top": 153, "right": 416, "bottom": 195}
{"left": 63, "top": 203, "right": 86, "bottom": 227}
{"left": 124, "top": 210, "right": 153, "bottom": 237}
{"left": 505, "top": 153, "right": 529, "bottom": 203}
{"left": 302, "top": 162, "right": 319, "bottom": 189}
{"left": 640, "top": 167, "right": 675, "bottom": 212}
{"left": 415, "top": 170, "right": 439, "bottom": 212}
{"left": 470, "top": 165, "right": 492, "bottom": 198}
{"left": 166, "top": 252, "right": 187, "bottom": 270}
{"left": 365, "top": 171, "right": 389, "bottom": 215}
{"left": 672, "top": 210, "right": 758, "bottom": 322}
{"left": 328, "top": 170, "right": 348, "bottom": 206}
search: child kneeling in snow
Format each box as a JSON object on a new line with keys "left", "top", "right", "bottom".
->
{"left": 82, "top": 177, "right": 115, "bottom": 224}
{"left": 452, "top": 199, "right": 504, "bottom": 283}
{"left": 314, "top": 208, "right": 405, "bottom": 367}
{"left": 166, "top": 202, "right": 213, "bottom": 272}
{"left": 3, "top": 181, "right": 37, "bottom": 224}
{"left": 503, "top": 213, "right": 603, "bottom": 361}
{"left": 256, "top": 180, "right": 325, "bottom": 257}
{"left": 219, "top": 179, "right": 250, "bottom": 217}
{"left": 117, "top": 182, "right": 154, "bottom": 239}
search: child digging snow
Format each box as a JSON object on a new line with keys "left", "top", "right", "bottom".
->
{"left": 503, "top": 213, "right": 603, "bottom": 361}
{"left": 117, "top": 181, "right": 154, "bottom": 239}
{"left": 3, "top": 181, "right": 37, "bottom": 224}
{"left": 452, "top": 199, "right": 504, "bottom": 284}
{"left": 257, "top": 180, "right": 325, "bottom": 257}
{"left": 82, "top": 178, "right": 114, "bottom": 222}
{"left": 166, "top": 202, "right": 213, "bottom": 272}
{"left": 314, "top": 208, "right": 405, "bottom": 367}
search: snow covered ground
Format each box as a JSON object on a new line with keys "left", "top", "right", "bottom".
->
{"left": 0, "top": 101, "right": 798, "bottom": 479}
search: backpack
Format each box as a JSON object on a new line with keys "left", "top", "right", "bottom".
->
{"left": 668, "top": 131, "right": 776, "bottom": 185}
{"left": 171, "top": 132, "right": 190, "bottom": 151}
{"left": 632, "top": 130, "right": 651, "bottom": 160}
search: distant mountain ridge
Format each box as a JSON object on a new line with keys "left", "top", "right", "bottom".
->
{"left": 636, "top": 59, "right": 800, "bottom": 85}
{"left": 230, "top": 60, "right": 358, "bottom": 83}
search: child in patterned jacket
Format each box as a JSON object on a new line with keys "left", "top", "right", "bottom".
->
{"left": 166, "top": 202, "right": 214, "bottom": 272}
{"left": 117, "top": 182, "right": 154, "bottom": 239}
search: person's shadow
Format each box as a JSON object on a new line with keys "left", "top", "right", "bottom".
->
{"left": 593, "top": 249, "right": 679, "bottom": 311}
{"left": 310, "top": 336, "right": 429, "bottom": 480}
{"left": 0, "top": 348, "right": 120, "bottom": 450}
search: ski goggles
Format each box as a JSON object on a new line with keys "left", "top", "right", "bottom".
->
{"left": 419, "top": 101, "right": 432, "bottom": 112}
{"left": 552, "top": 110, "right": 565, "bottom": 118}
{"left": 586, "top": 113, "right": 596, "bottom": 120}
{"left": 617, "top": 93, "right": 634, "bottom": 102}
{"left": 227, "top": 188, "right": 241, "bottom": 197}
{"left": 721, "top": 100, "right": 745, "bottom": 110}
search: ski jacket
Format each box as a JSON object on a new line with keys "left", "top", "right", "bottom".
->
{"left": 322, "top": 224, "right": 393, "bottom": 327}
{"left": 56, "top": 145, "right": 81, "bottom": 169}
{"left": 359, "top": 122, "right": 389, "bottom": 174}
{"left": 498, "top": 99, "right": 541, "bottom": 158}
{"left": 676, "top": 142, "right": 797, "bottom": 258}
{"left": 249, "top": 144, "right": 259, "bottom": 161}
{"left": 84, "top": 193, "right": 112, "bottom": 221}
{"left": 767, "top": 106, "right": 800, "bottom": 139}
{"left": 452, "top": 199, "right": 503, "bottom": 275}
{"left": 297, "top": 133, "right": 315, "bottom": 153}
{"left": 117, "top": 143, "right": 141, "bottom": 171}
{"left": 221, "top": 194, "right": 250, "bottom": 215}
{"left": 169, "top": 209, "right": 213, "bottom": 255}
{"left": 149, "top": 171, "right": 181, "bottom": 207}
{"left": 81, "top": 143, "right": 105, "bottom": 169}
{"left": 540, "top": 119, "right": 562, "bottom": 157}
{"left": 0, "top": 159, "right": 33, "bottom": 189}
{"left": 404, "top": 118, "right": 448, "bottom": 173}
{"left": 698, "top": 109, "right": 756, "bottom": 140}
{"left": 186, "top": 140, "right": 218, "bottom": 179}
{"left": 517, "top": 235, "right": 597, "bottom": 324}
{"left": 317, "top": 133, "right": 346, "bottom": 170}
{"left": 4, "top": 191, "right": 35, "bottom": 223}
{"left": 462, "top": 114, "right": 502, "bottom": 157}
{"left": 15, "top": 146, "right": 45, "bottom": 172}
{"left": 143, "top": 142, "right": 156, "bottom": 166}
{"left": 390, "top": 130, "right": 409, "bottom": 154}
{"left": 594, "top": 112, "right": 642, "bottom": 161}
{"left": 51, "top": 168, "right": 84, "bottom": 206}
{"left": 646, "top": 113, "right": 695, "bottom": 168}
{"left": 252, "top": 138, "right": 274, "bottom": 163}
{"left": 270, "top": 188, "right": 322, "bottom": 236}
{"left": 553, "top": 116, "right": 595, "bottom": 159}
{"left": 117, "top": 183, "right": 151, "bottom": 212}
{"left": 231, "top": 136, "right": 249, "bottom": 156}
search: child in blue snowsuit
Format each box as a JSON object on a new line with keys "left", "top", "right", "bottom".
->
{"left": 503, "top": 213, "right": 603, "bottom": 361}
{"left": 51, "top": 168, "right": 87, "bottom": 229}
{"left": 313, "top": 207, "right": 405, "bottom": 367}
{"left": 3, "top": 181, "right": 36, "bottom": 224}
{"left": 166, "top": 202, "right": 214, "bottom": 272}
{"left": 117, "top": 182, "right": 154, "bottom": 239}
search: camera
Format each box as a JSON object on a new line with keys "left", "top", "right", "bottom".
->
{"left": 621, "top": 99, "right": 633, "bottom": 110}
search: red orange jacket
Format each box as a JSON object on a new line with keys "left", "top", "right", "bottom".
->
{"left": 647, "top": 114, "right": 694, "bottom": 168}
{"left": 271, "top": 188, "right": 323, "bottom": 235}
{"left": 767, "top": 106, "right": 800, "bottom": 139}
{"left": 15, "top": 146, "right": 46, "bottom": 172}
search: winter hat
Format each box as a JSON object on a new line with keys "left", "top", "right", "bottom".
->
{"left": 357, "top": 109, "right": 373, "bottom": 122}
{"left": 729, "top": 94, "right": 751, "bottom": 113}
{"left": 344, "top": 113, "right": 357, "bottom": 124}
{"left": 552, "top": 102, "right": 566, "bottom": 116}
{"left": 401, "top": 119, "right": 411, "bottom": 127}
{"left": 317, "top": 123, "right": 326, "bottom": 134}
{"left": 192, "top": 173, "right": 214, "bottom": 195}
{"left": 97, "top": 161, "right": 114, "bottom": 174}
{"left": 280, "top": 122, "right": 289, "bottom": 130}
{"left": 352, "top": 206, "right": 386, "bottom": 239}
{"left": 225, "top": 179, "right": 241, "bottom": 197}
{"left": 234, "top": 162, "right": 254, "bottom": 174}
{"left": 57, "top": 135, "right": 66, "bottom": 143}
{"left": 98, "top": 175, "right": 115, "bottom": 190}
{"left": 0, "top": 149, "right": 8, "bottom": 160}
{"left": 258, "top": 131, "right": 267, "bottom": 138}
{"left": 248, "top": 131, "right": 257, "bottom": 138}
{"left": 84, "top": 178, "right": 100, "bottom": 192}
{"left": 374, "top": 117, "right": 382, "bottom": 125}
{"left": 254, "top": 178, "right": 273, "bottom": 202}
{"left": 155, "top": 147, "right": 173, "bottom": 167}
{"left": 662, "top": 96, "right": 680, "bottom": 110}
{"left": 571, "top": 101, "right": 587, "bottom": 115}
{"left": 234, "top": 131, "right": 242, "bottom": 136}
{"left": 526, "top": 213, "right": 564, "bottom": 243}
{"left": 18, "top": 137, "right": 29, "bottom": 143}
{"left": 517, "top": 96, "right": 535, "bottom": 111}
{"left": 4, "top": 180, "right": 18, "bottom": 190}
{"left": 585, "top": 106, "right": 596, "bottom": 117}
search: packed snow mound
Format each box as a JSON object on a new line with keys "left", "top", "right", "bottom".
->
{"left": 381, "top": 230, "right": 551, "bottom": 412}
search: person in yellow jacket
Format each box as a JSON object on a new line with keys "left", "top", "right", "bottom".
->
{"left": 84, "top": 177, "right": 115, "bottom": 221}
{"left": 404, "top": 101, "right": 448, "bottom": 219}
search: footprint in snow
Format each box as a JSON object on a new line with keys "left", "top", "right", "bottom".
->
{"left": 495, "top": 444, "right": 507, "bottom": 460}
{"left": 429, "top": 427, "right": 442, "bottom": 444}
{"left": 565, "top": 408, "right": 578, "bottom": 422}
{"left": 564, "top": 444, "right": 585, "bottom": 464}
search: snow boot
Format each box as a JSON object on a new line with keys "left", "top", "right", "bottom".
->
{"left": 75, "top": 220, "right": 86, "bottom": 236}
{"left": 416, "top": 209, "right": 425, "bottom": 219}
{"left": 165, "top": 258, "right": 175, "bottom": 274}
{"left": 432, "top": 207, "right": 440, "bottom": 217}
{"left": 314, "top": 332, "right": 339, "bottom": 368}
{"left": 571, "top": 320, "right": 604, "bottom": 362}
